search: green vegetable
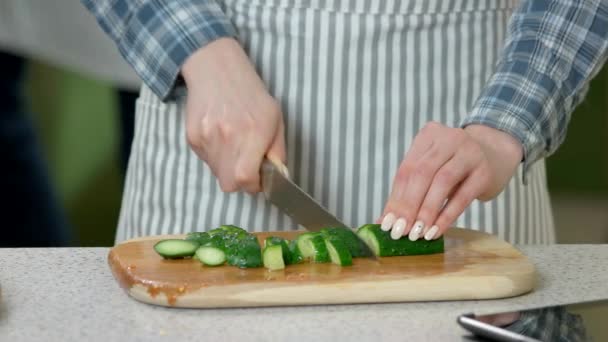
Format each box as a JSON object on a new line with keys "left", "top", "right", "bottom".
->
{"left": 288, "top": 240, "right": 303, "bottom": 264}
{"left": 264, "top": 236, "right": 293, "bottom": 265}
{"left": 295, "top": 233, "right": 316, "bottom": 259}
{"left": 320, "top": 227, "right": 372, "bottom": 257}
{"left": 356, "top": 224, "right": 444, "bottom": 257}
{"left": 188, "top": 225, "right": 262, "bottom": 268}
{"left": 195, "top": 246, "right": 226, "bottom": 266}
{"left": 324, "top": 236, "right": 353, "bottom": 266}
{"left": 225, "top": 234, "right": 263, "bottom": 268}
{"left": 185, "top": 232, "right": 212, "bottom": 245}
{"left": 262, "top": 245, "right": 285, "bottom": 271}
{"left": 154, "top": 239, "right": 200, "bottom": 259}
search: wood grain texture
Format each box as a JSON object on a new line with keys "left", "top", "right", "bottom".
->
{"left": 108, "top": 228, "right": 536, "bottom": 308}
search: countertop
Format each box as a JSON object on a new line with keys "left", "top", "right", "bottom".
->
{"left": 1, "top": 245, "right": 607, "bottom": 341}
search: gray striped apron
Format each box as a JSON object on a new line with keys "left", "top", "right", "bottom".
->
{"left": 116, "top": 0, "right": 556, "bottom": 245}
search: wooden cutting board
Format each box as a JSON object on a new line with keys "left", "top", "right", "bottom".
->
{"left": 108, "top": 228, "right": 536, "bottom": 308}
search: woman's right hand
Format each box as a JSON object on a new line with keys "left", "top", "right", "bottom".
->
{"left": 181, "top": 38, "right": 286, "bottom": 194}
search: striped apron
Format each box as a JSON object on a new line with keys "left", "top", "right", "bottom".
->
{"left": 116, "top": 0, "right": 556, "bottom": 245}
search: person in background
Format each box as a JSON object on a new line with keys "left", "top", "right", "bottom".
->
{"left": 0, "top": 51, "right": 70, "bottom": 247}
{"left": 83, "top": 0, "right": 607, "bottom": 245}
{"left": 0, "top": 1, "right": 142, "bottom": 245}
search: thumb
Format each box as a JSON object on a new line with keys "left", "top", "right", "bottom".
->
{"left": 266, "top": 122, "right": 288, "bottom": 177}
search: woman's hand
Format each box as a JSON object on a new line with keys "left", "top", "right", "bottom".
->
{"left": 181, "top": 38, "right": 286, "bottom": 194}
{"left": 379, "top": 122, "right": 523, "bottom": 241}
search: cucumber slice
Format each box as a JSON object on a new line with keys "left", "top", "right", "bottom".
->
{"left": 288, "top": 240, "right": 303, "bottom": 264}
{"left": 264, "top": 236, "right": 293, "bottom": 265}
{"left": 295, "top": 233, "right": 329, "bottom": 263}
{"left": 320, "top": 227, "right": 372, "bottom": 257}
{"left": 263, "top": 245, "right": 285, "bottom": 271}
{"left": 195, "top": 246, "right": 226, "bottom": 266}
{"left": 356, "top": 224, "right": 444, "bottom": 257}
{"left": 311, "top": 235, "right": 330, "bottom": 263}
{"left": 154, "top": 239, "right": 200, "bottom": 259}
{"left": 324, "top": 237, "right": 353, "bottom": 266}
{"left": 295, "top": 233, "right": 317, "bottom": 259}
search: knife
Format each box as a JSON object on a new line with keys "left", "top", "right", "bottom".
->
{"left": 260, "top": 158, "right": 377, "bottom": 260}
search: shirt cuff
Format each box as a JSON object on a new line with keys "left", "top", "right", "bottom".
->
{"left": 119, "top": 1, "right": 237, "bottom": 101}
{"left": 460, "top": 59, "right": 560, "bottom": 184}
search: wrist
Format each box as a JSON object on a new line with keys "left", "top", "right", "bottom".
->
{"left": 181, "top": 37, "right": 242, "bottom": 87}
{"left": 464, "top": 124, "right": 523, "bottom": 167}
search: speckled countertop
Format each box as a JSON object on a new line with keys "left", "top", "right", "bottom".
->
{"left": 1, "top": 245, "right": 607, "bottom": 341}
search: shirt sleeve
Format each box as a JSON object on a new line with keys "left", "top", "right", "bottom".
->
{"left": 81, "top": 0, "right": 238, "bottom": 101}
{"left": 461, "top": 0, "right": 608, "bottom": 183}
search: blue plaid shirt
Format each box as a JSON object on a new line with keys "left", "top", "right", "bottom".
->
{"left": 82, "top": 0, "right": 608, "bottom": 178}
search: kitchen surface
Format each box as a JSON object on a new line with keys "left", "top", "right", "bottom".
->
{"left": 1, "top": 245, "right": 607, "bottom": 341}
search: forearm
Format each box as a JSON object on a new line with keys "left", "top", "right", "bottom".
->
{"left": 81, "top": 0, "right": 237, "bottom": 100}
{"left": 461, "top": 0, "right": 608, "bottom": 181}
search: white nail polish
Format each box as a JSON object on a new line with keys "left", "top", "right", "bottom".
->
{"left": 409, "top": 221, "right": 424, "bottom": 241}
{"left": 381, "top": 213, "right": 396, "bottom": 231}
{"left": 424, "top": 225, "right": 439, "bottom": 240}
{"left": 391, "top": 218, "right": 407, "bottom": 240}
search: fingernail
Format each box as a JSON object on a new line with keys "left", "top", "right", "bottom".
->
{"left": 381, "top": 213, "right": 396, "bottom": 231}
{"left": 409, "top": 221, "right": 424, "bottom": 241}
{"left": 390, "top": 218, "right": 407, "bottom": 240}
{"left": 424, "top": 225, "right": 439, "bottom": 240}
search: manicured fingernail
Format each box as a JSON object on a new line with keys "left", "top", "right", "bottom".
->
{"left": 381, "top": 213, "right": 396, "bottom": 231}
{"left": 424, "top": 225, "right": 439, "bottom": 240}
{"left": 390, "top": 218, "right": 407, "bottom": 240}
{"left": 409, "top": 221, "right": 424, "bottom": 241}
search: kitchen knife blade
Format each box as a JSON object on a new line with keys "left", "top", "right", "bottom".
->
{"left": 261, "top": 158, "right": 377, "bottom": 260}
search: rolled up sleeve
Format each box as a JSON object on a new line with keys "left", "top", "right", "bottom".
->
{"left": 461, "top": 0, "right": 608, "bottom": 183}
{"left": 81, "top": 0, "right": 237, "bottom": 101}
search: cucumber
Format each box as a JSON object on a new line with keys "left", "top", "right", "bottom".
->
{"left": 296, "top": 233, "right": 329, "bottom": 263}
{"left": 264, "top": 236, "right": 293, "bottom": 265}
{"left": 225, "top": 234, "right": 263, "bottom": 268}
{"left": 195, "top": 246, "right": 226, "bottom": 266}
{"left": 189, "top": 225, "right": 262, "bottom": 268}
{"left": 263, "top": 245, "right": 285, "bottom": 271}
{"left": 356, "top": 224, "right": 444, "bottom": 257}
{"left": 154, "top": 239, "right": 200, "bottom": 259}
{"left": 320, "top": 227, "right": 372, "bottom": 257}
{"left": 185, "top": 232, "right": 212, "bottom": 245}
{"left": 324, "top": 237, "right": 353, "bottom": 266}
{"left": 288, "top": 240, "right": 303, "bottom": 264}
{"left": 295, "top": 233, "right": 317, "bottom": 259}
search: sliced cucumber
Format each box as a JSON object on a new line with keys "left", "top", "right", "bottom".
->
{"left": 324, "top": 237, "right": 353, "bottom": 266}
{"left": 154, "top": 239, "right": 200, "bottom": 259}
{"left": 320, "top": 227, "right": 372, "bottom": 257}
{"left": 311, "top": 235, "right": 330, "bottom": 263}
{"left": 263, "top": 245, "right": 285, "bottom": 271}
{"left": 185, "top": 232, "right": 212, "bottom": 245}
{"left": 288, "top": 240, "right": 303, "bottom": 264}
{"left": 295, "top": 232, "right": 317, "bottom": 259}
{"left": 356, "top": 224, "right": 444, "bottom": 257}
{"left": 195, "top": 246, "right": 226, "bottom": 266}
{"left": 264, "top": 236, "right": 293, "bottom": 265}
{"left": 226, "top": 234, "right": 263, "bottom": 268}
{"left": 295, "top": 233, "right": 329, "bottom": 263}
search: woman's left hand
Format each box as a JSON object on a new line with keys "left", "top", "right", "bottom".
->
{"left": 379, "top": 122, "right": 523, "bottom": 241}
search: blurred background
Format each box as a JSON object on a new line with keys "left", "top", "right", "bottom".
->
{"left": 1, "top": 2, "right": 607, "bottom": 247}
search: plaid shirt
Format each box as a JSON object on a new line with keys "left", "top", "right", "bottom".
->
{"left": 82, "top": 0, "right": 608, "bottom": 178}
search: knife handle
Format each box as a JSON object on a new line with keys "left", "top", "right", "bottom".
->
{"left": 264, "top": 156, "right": 290, "bottom": 178}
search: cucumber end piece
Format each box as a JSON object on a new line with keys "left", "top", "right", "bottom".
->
{"left": 153, "top": 239, "right": 200, "bottom": 259}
